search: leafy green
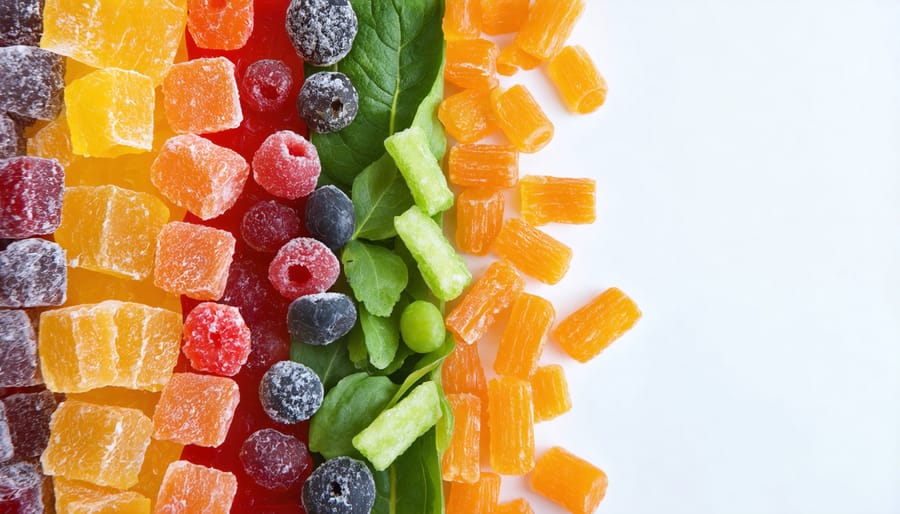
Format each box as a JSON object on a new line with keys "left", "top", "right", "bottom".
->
{"left": 387, "top": 333, "right": 454, "bottom": 408}
{"left": 393, "top": 240, "right": 432, "bottom": 302}
{"left": 351, "top": 156, "right": 414, "bottom": 240}
{"left": 342, "top": 240, "right": 408, "bottom": 316}
{"left": 309, "top": 373, "right": 399, "bottom": 460}
{"left": 360, "top": 307, "right": 401, "bottom": 370}
{"left": 310, "top": 0, "right": 445, "bottom": 185}
{"left": 373, "top": 429, "right": 444, "bottom": 514}
{"left": 290, "top": 339, "right": 357, "bottom": 391}
{"left": 411, "top": 59, "right": 447, "bottom": 161}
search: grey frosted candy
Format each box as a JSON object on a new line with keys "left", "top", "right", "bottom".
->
{"left": 0, "top": 238, "right": 67, "bottom": 308}
{"left": 3, "top": 390, "right": 58, "bottom": 461}
{"left": 0, "top": 114, "right": 24, "bottom": 159}
{"left": 259, "top": 361, "right": 324, "bottom": 424}
{"left": 0, "top": 462, "right": 43, "bottom": 514}
{"left": 285, "top": 0, "right": 357, "bottom": 67}
{"left": 0, "top": 0, "right": 44, "bottom": 47}
{"left": 0, "top": 46, "right": 65, "bottom": 120}
{"left": 0, "top": 310, "right": 38, "bottom": 388}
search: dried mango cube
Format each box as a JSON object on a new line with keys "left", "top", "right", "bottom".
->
{"left": 152, "top": 373, "right": 240, "bottom": 447}
{"left": 498, "top": 498, "right": 535, "bottom": 514}
{"left": 531, "top": 364, "right": 572, "bottom": 422}
{"left": 65, "top": 68, "right": 155, "bottom": 158}
{"left": 42, "top": 400, "right": 152, "bottom": 490}
{"left": 150, "top": 134, "right": 249, "bottom": 220}
{"left": 67, "top": 387, "right": 160, "bottom": 418}
{"left": 438, "top": 89, "right": 497, "bottom": 144}
{"left": 41, "top": 0, "right": 187, "bottom": 84}
{"left": 112, "top": 302, "right": 182, "bottom": 391}
{"left": 553, "top": 287, "right": 641, "bottom": 363}
{"left": 153, "top": 222, "right": 236, "bottom": 301}
{"left": 548, "top": 45, "right": 608, "bottom": 114}
{"left": 494, "top": 293, "right": 555, "bottom": 379}
{"left": 488, "top": 376, "right": 534, "bottom": 475}
{"left": 39, "top": 303, "right": 119, "bottom": 393}
{"left": 444, "top": 0, "right": 481, "bottom": 41}
{"left": 530, "top": 446, "right": 607, "bottom": 514}
{"left": 187, "top": 0, "right": 253, "bottom": 51}
{"left": 445, "top": 259, "right": 524, "bottom": 345}
{"left": 491, "top": 85, "right": 554, "bottom": 153}
{"left": 520, "top": 175, "right": 596, "bottom": 225}
{"left": 446, "top": 471, "right": 500, "bottom": 514}
{"left": 27, "top": 111, "right": 76, "bottom": 170}
{"left": 496, "top": 44, "right": 541, "bottom": 76}
{"left": 492, "top": 218, "right": 571, "bottom": 284}
{"left": 449, "top": 143, "right": 518, "bottom": 189}
{"left": 54, "top": 478, "right": 150, "bottom": 514}
{"left": 55, "top": 185, "right": 170, "bottom": 281}
{"left": 65, "top": 267, "right": 181, "bottom": 313}
{"left": 455, "top": 188, "right": 504, "bottom": 256}
{"left": 155, "top": 461, "right": 237, "bottom": 514}
{"left": 446, "top": 39, "right": 500, "bottom": 91}
{"left": 441, "top": 393, "right": 481, "bottom": 483}
{"left": 515, "top": 0, "right": 585, "bottom": 61}
{"left": 162, "top": 57, "right": 242, "bottom": 135}
{"left": 481, "top": 0, "right": 530, "bottom": 35}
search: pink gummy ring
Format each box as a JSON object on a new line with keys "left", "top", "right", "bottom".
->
{"left": 268, "top": 237, "right": 340, "bottom": 300}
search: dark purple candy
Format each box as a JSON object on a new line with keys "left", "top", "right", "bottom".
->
{"left": 0, "top": 462, "right": 42, "bottom": 514}
{"left": 241, "top": 200, "right": 303, "bottom": 253}
{"left": 245, "top": 318, "right": 291, "bottom": 372}
{"left": 0, "top": 311, "right": 38, "bottom": 388}
{"left": 0, "top": 46, "right": 65, "bottom": 121}
{"left": 0, "top": 403, "right": 13, "bottom": 464}
{"left": 239, "top": 428, "right": 310, "bottom": 490}
{"left": 241, "top": 59, "right": 294, "bottom": 113}
{"left": 0, "top": 0, "right": 44, "bottom": 47}
{"left": 0, "top": 156, "right": 64, "bottom": 239}
{"left": 0, "top": 114, "right": 24, "bottom": 159}
{"left": 220, "top": 254, "right": 287, "bottom": 325}
{"left": 2, "top": 390, "right": 58, "bottom": 462}
{"left": 0, "top": 238, "right": 67, "bottom": 308}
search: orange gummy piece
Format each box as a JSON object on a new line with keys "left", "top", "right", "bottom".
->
{"left": 492, "top": 218, "right": 572, "bottom": 284}
{"left": 491, "top": 85, "right": 554, "bottom": 153}
{"left": 481, "top": 0, "right": 530, "bottom": 35}
{"left": 28, "top": 112, "right": 76, "bottom": 170}
{"left": 41, "top": 400, "right": 152, "bottom": 490}
{"left": 438, "top": 89, "right": 497, "bottom": 144}
{"left": 187, "top": 0, "right": 253, "bottom": 51}
{"left": 55, "top": 478, "right": 151, "bottom": 514}
{"left": 446, "top": 39, "right": 500, "bottom": 91}
{"left": 455, "top": 188, "right": 504, "bottom": 256}
{"left": 449, "top": 143, "right": 519, "bottom": 189}
{"left": 494, "top": 293, "right": 555, "bottom": 379}
{"left": 152, "top": 373, "right": 240, "bottom": 447}
{"left": 497, "top": 498, "right": 535, "bottom": 514}
{"left": 496, "top": 44, "right": 541, "bottom": 76}
{"left": 162, "top": 57, "right": 243, "bottom": 135}
{"left": 155, "top": 461, "right": 237, "bottom": 514}
{"left": 531, "top": 364, "right": 572, "bottom": 422}
{"left": 446, "top": 259, "right": 524, "bottom": 345}
{"left": 446, "top": 471, "right": 501, "bottom": 514}
{"left": 488, "top": 376, "right": 534, "bottom": 475}
{"left": 520, "top": 175, "right": 596, "bottom": 225}
{"left": 65, "top": 267, "right": 181, "bottom": 313}
{"left": 515, "top": 0, "right": 585, "bottom": 61}
{"left": 443, "top": 0, "right": 481, "bottom": 41}
{"left": 153, "top": 222, "right": 236, "bottom": 301}
{"left": 548, "top": 45, "right": 608, "bottom": 114}
{"left": 553, "top": 287, "right": 641, "bottom": 363}
{"left": 68, "top": 387, "right": 161, "bottom": 417}
{"left": 441, "top": 393, "right": 481, "bottom": 484}
{"left": 530, "top": 446, "right": 607, "bottom": 514}
{"left": 442, "top": 341, "right": 488, "bottom": 403}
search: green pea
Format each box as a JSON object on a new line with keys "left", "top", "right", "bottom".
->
{"left": 400, "top": 300, "right": 444, "bottom": 353}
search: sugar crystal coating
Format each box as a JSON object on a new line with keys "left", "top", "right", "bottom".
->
{"left": 182, "top": 302, "right": 252, "bottom": 377}
{"left": 0, "top": 310, "right": 39, "bottom": 387}
{"left": 0, "top": 114, "right": 24, "bottom": 159}
{"left": 259, "top": 361, "right": 323, "bottom": 424}
{"left": 3, "top": 391, "right": 58, "bottom": 462}
{"left": 301, "top": 456, "right": 375, "bottom": 514}
{"left": 187, "top": 0, "right": 253, "bottom": 51}
{"left": 0, "top": 46, "right": 65, "bottom": 121}
{"left": 287, "top": 292, "right": 356, "bottom": 346}
{"left": 0, "top": 0, "right": 44, "bottom": 46}
{"left": 162, "top": 57, "right": 243, "bottom": 135}
{"left": 0, "top": 462, "right": 43, "bottom": 514}
{"left": 268, "top": 237, "right": 340, "bottom": 300}
{"left": 0, "top": 238, "right": 67, "bottom": 308}
{"left": 239, "top": 428, "right": 310, "bottom": 491}
{"left": 155, "top": 461, "right": 237, "bottom": 514}
{"left": 0, "top": 156, "right": 64, "bottom": 239}
{"left": 0, "top": 404, "right": 12, "bottom": 464}
{"left": 285, "top": 0, "right": 358, "bottom": 67}
{"left": 251, "top": 130, "right": 320, "bottom": 200}
{"left": 241, "top": 59, "right": 294, "bottom": 113}
{"left": 241, "top": 200, "right": 303, "bottom": 253}
{"left": 297, "top": 71, "right": 359, "bottom": 134}
{"left": 153, "top": 222, "right": 236, "bottom": 301}
{"left": 152, "top": 373, "right": 240, "bottom": 447}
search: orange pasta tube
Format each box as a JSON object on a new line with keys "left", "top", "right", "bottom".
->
{"left": 531, "top": 364, "right": 572, "bottom": 422}
{"left": 491, "top": 218, "right": 572, "bottom": 284}
{"left": 494, "top": 293, "right": 555, "bottom": 379}
{"left": 449, "top": 143, "right": 518, "bottom": 189}
{"left": 446, "top": 39, "right": 500, "bottom": 90}
{"left": 548, "top": 45, "right": 608, "bottom": 114}
{"left": 488, "top": 376, "right": 534, "bottom": 475}
{"left": 443, "top": 0, "right": 482, "bottom": 41}
{"left": 481, "top": 0, "right": 530, "bottom": 35}
{"left": 497, "top": 498, "right": 535, "bottom": 514}
{"left": 496, "top": 44, "right": 541, "bottom": 76}
{"left": 491, "top": 85, "right": 554, "bottom": 153}
{"left": 530, "top": 446, "right": 608, "bottom": 514}
{"left": 446, "top": 472, "right": 501, "bottom": 514}
{"left": 519, "top": 175, "right": 596, "bottom": 225}
{"left": 515, "top": 0, "right": 585, "bottom": 60}
{"left": 445, "top": 260, "right": 524, "bottom": 345}
{"left": 553, "top": 287, "right": 642, "bottom": 362}
{"left": 442, "top": 393, "right": 481, "bottom": 483}
{"left": 438, "top": 89, "right": 498, "bottom": 143}
{"left": 456, "top": 188, "right": 505, "bottom": 256}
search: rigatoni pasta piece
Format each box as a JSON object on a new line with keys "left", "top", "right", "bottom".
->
{"left": 456, "top": 188, "right": 505, "bottom": 256}
{"left": 519, "top": 175, "right": 596, "bottom": 225}
{"left": 530, "top": 446, "right": 608, "bottom": 514}
{"left": 553, "top": 287, "right": 642, "bottom": 362}
{"left": 488, "top": 376, "right": 534, "bottom": 475}
{"left": 548, "top": 45, "right": 608, "bottom": 114}
{"left": 490, "top": 85, "right": 554, "bottom": 153}
{"left": 531, "top": 364, "right": 572, "bottom": 422}
{"left": 445, "top": 259, "right": 524, "bottom": 345}
{"left": 438, "top": 89, "right": 498, "bottom": 143}
{"left": 494, "top": 293, "right": 555, "bottom": 379}
{"left": 491, "top": 218, "right": 572, "bottom": 284}
{"left": 449, "top": 143, "right": 518, "bottom": 189}
{"left": 515, "top": 0, "right": 585, "bottom": 61}
{"left": 441, "top": 393, "right": 481, "bottom": 483}
{"left": 446, "top": 39, "right": 500, "bottom": 90}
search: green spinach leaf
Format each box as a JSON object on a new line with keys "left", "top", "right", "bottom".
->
{"left": 387, "top": 333, "right": 454, "bottom": 408}
{"left": 291, "top": 338, "right": 357, "bottom": 391}
{"left": 360, "top": 307, "right": 401, "bottom": 370}
{"left": 342, "top": 240, "right": 408, "bottom": 316}
{"left": 373, "top": 429, "right": 444, "bottom": 514}
{"left": 411, "top": 58, "right": 447, "bottom": 161}
{"left": 351, "top": 156, "right": 414, "bottom": 240}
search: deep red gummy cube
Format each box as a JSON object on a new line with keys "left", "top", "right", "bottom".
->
{"left": 183, "top": 302, "right": 252, "bottom": 377}
{"left": 0, "top": 156, "right": 64, "bottom": 238}
{"left": 240, "top": 200, "right": 303, "bottom": 253}
{"left": 268, "top": 237, "right": 339, "bottom": 300}
{"left": 251, "top": 131, "right": 320, "bottom": 200}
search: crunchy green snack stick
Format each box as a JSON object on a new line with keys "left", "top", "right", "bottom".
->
{"left": 394, "top": 206, "right": 471, "bottom": 301}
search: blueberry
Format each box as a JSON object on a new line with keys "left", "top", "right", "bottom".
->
{"left": 297, "top": 71, "right": 358, "bottom": 134}
{"left": 259, "top": 361, "right": 324, "bottom": 424}
{"left": 305, "top": 185, "right": 355, "bottom": 250}
{"left": 302, "top": 456, "right": 375, "bottom": 514}
{"left": 285, "top": 0, "right": 358, "bottom": 67}
{"left": 288, "top": 292, "right": 356, "bottom": 346}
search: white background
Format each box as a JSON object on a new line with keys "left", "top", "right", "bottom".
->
{"left": 470, "top": 1, "right": 900, "bottom": 513}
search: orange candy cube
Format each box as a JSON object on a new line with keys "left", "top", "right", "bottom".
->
{"left": 455, "top": 188, "right": 504, "bottom": 256}
{"left": 520, "top": 175, "right": 596, "bottom": 225}
{"left": 442, "top": 340, "right": 488, "bottom": 403}
{"left": 481, "top": 0, "right": 530, "bottom": 35}
{"left": 448, "top": 143, "right": 518, "bottom": 189}
{"left": 498, "top": 498, "right": 535, "bottom": 514}
{"left": 162, "top": 57, "right": 243, "bottom": 135}
{"left": 553, "top": 287, "right": 642, "bottom": 363}
{"left": 489, "top": 376, "right": 534, "bottom": 475}
{"left": 531, "top": 364, "right": 572, "bottom": 422}
{"left": 445, "top": 259, "right": 524, "bottom": 345}
{"left": 496, "top": 44, "right": 542, "bottom": 76}
{"left": 446, "top": 471, "right": 501, "bottom": 514}
{"left": 492, "top": 218, "right": 572, "bottom": 284}
{"left": 151, "top": 372, "right": 240, "bottom": 447}
{"left": 446, "top": 39, "right": 500, "bottom": 91}
{"left": 491, "top": 85, "right": 554, "bottom": 153}
{"left": 494, "top": 293, "right": 555, "bottom": 379}
{"left": 441, "top": 393, "right": 481, "bottom": 484}
{"left": 443, "top": 0, "right": 481, "bottom": 41}
{"left": 438, "top": 89, "right": 497, "bottom": 144}
{"left": 155, "top": 461, "right": 237, "bottom": 514}
{"left": 530, "top": 446, "right": 608, "bottom": 514}
{"left": 548, "top": 45, "right": 608, "bottom": 114}
{"left": 515, "top": 0, "right": 585, "bottom": 61}
{"left": 153, "top": 222, "right": 236, "bottom": 301}
{"left": 187, "top": 0, "right": 253, "bottom": 51}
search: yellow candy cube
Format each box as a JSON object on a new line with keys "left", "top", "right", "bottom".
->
{"left": 55, "top": 477, "right": 151, "bottom": 514}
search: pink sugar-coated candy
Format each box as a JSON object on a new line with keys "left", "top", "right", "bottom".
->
{"left": 268, "top": 237, "right": 339, "bottom": 300}
{"left": 241, "top": 200, "right": 304, "bottom": 253}
{"left": 241, "top": 59, "right": 294, "bottom": 113}
{"left": 0, "top": 156, "right": 64, "bottom": 239}
{"left": 251, "top": 130, "right": 321, "bottom": 200}
{"left": 182, "top": 302, "right": 252, "bottom": 377}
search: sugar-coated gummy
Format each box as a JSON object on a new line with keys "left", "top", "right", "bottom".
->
{"left": 297, "top": 71, "right": 359, "bottom": 134}
{"left": 0, "top": 156, "right": 64, "bottom": 239}
{"left": 0, "top": 0, "right": 43, "bottom": 46}
{"left": 251, "top": 130, "right": 321, "bottom": 199}
{"left": 0, "top": 114, "right": 24, "bottom": 159}
{"left": 187, "top": 0, "right": 253, "bottom": 51}
{"left": 162, "top": 57, "right": 244, "bottom": 135}
{"left": 0, "top": 46, "right": 65, "bottom": 121}
{"left": 259, "top": 361, "right": 324, "bottom": 424}
{"left": 2, "top": 390, "right": 58, "bottom": 461}
{"left": 301, "top": 456, "right": 375, "bottom": 514}
{"left": 268, "top": 237, "right": 340, "bottom": 300}
{"left": 287, "top": 292, "right": 357, "bottom": 346}
{"left": 0, "top": 404, "right": 10, "bottom": 464}
{"left": 239, "top": 428, "right": 310, "bottom": 490}
{"left": 0, "top": 238, "right": 67, "bottom": 308}
{"left": 384, "top": 126, "right": 454, "bottom": 216}
{"left": 241, "top": 200, "right": 304, "bottom": 253}
{"left": 285, "top": 0, "right": 358, "bottom": 67}
{"left": 220, "top": 254, "right": 288, "bottom": 325}
{"left": 241, "top": 59, "right": 294, "bottom": 113}
{"left": 182, "top": 302, "right": 252, "bottom": 377}
{"left": 151, "top": 373, "right": 240, "bottom": 447}
{"left": 304, "top": 185, "right": 355, "bottom": 250}
{"left": 245, "top": 318, "right": 291, "bottom": 372}
{"left": 0, "top": 462, "right": 43, "bottom": 514}
{"left": 154, "top": 221, "right": 236, "bottom": 301}
{"left": 0, "top": 311, "right": 39, "bottom": 388}
{"left": 53, "top": 478, "right": 152, "bottom": 514}
{"left": 155, "top": 460, "right": 237, "bottom": 514}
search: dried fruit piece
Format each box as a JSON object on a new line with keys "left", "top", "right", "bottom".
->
{"left": 0, "top": 156, "right": 64, "bottom": 239}
{"left": 515, "top": 0, "right": 585, "bottom": 61}
{"left": 520, "top": 175, "right": 596, "bottom": 225}
{"left": 443, "top": 0, "right": 481, "bottom": 41}
{"left": 305, "top": 185, "right": 355, "bottom": 250}
{"left": 442, "top": 342, "right": 488, "bottom": 404}
{"left": 530, "top": 446, "right": 608, "bottom": 514}
{"left": 448, "top": 144, "right": 518, "bottom": 189}
{"left": 531, "top": 364, "right": 572, "bottom": 422}
{"left": 553, "top": 287, "right": 642, "bottom": 362}
{"left": 445, "top": 259, "right": 524, "bottom": 345}
{"left": 26, "top": 113, "right": 72, "bottom": 168}
{"left": 494, "top": 293, "right": 555, "bottom": 379}
{"left": 0, "top": 0, "right": 44, "bottom": 46}
{"left": 438, "top": 89, "right": 497, "bottom": 144}
{"left": 496, "top": 44, "right": 541, "bottom": 76}
{"left": 0, "top": 238, "right": 66, "bottom": 308}
{"left": 287, "top": 292, "right": 357, "bottom": 346}
{"left": 489, "top": 376, "right": 534, "bottom": 475}
{"left": 285, "top": 0, "right": 358, "bottom": 67}
{"left": 182, "top": 302, "right": 251, "bottom": 377}
{"left": 0, "top": 114, "right": 23, "bottom": 159}
{"left": 0, "top": 46, "right": 65, "bottom": 121}
{"left": 455, "top": 188, "right": 504, "bottom": 256}
{"left": 54, "top": 477, "right": 151, "bottom": 514}
{"left": 64, "top": 267, "right": 180, "bottom": 312}
{"left": 385, "top": 126, "right": 454, "bottom": 216}
{"left": 239, "top": 429, "right": 310, "bottom": 491}
{"left": 297, "top": 71, "right": 359, "bottom": 133}
{"left": 491, "top": 85, "right": 554, "bottom": 153}
{"left": 162, "top": 57, "right": 243, "bottom": 134}
{"left": 481, "top": 0, "right": 530, "bottom": 35}
{"left": 241, "top": 200, "right": 304, "bottom": 253}
{"left": 252, "top": 130, "right": 320, "bottom": 200}
{"left": 155, "top": 461, "right": 237, "bottom": 514}
{"left": 268, "top": 237, "right": 340, "bottom": 300}
{"left": 446, "top": 471, "right": 501, "bottom": 514}
{"left": 187, "top": 0, "right": 253, "bottom": 50}
{"left": 153, "top": 222, "right": 236, "bottom": 301}
{"left": 446, "top": 39, "right": 500, "bottom": 90}
{"left": 151, "top": 373, "right": 240, "bottom": 447}
{"left": 0, "top": 462, "right": 43, "bottom": 514}
{"left": 2, "top": 391, "right": 58, "bottom": 461}
{"left": 497, "top": 498, "right": 534, "bottom": 514}
{"left": 442, "top": 393, "right": 481, "bottom": 483}
{"left": 259, "top": 361, "right": 324, "bottom": 424}
{"left": 302, "top": 456, "right": 375, "bottom": 514}
{"left": 0, "top": 311, "right": 38, "bottom": 387}
{"left": 241, "top": 59, "right": 293, "bottom": 113}
{"left": 492, "top": 218, "right": 572, "bottom": 284}
{"left": 548, "top": 45, "right": 608, "bottom": 114}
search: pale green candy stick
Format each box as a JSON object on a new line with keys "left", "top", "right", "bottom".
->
{"left": 385, "top": 126, "right": 454, "bottom": 216}
{"left": 394, "top": 206, "right": 471, "bottom": 301}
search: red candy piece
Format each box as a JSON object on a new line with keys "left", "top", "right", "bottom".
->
{"left": 239, "top": 428, "right": 309, "bottom": 490}
{"left": 251, "top": 131, "right": 320, "bottom": 200}
{"left": 268, "top": 237, "right": 339, "bottom": 300}
{"left": 0, "top": 156, "right": 64, "bottom": 239}
{"left": 240, "top": 200, "right": 303, "bottom": 253}
{"left": 187, "top": 0, "right": 254, "bottom": 51}
{"left": 241, "top": 60, "right": 294, "bottom": 113}
{"left": 182, "top": 302, "right": 252, "bottom": 377}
